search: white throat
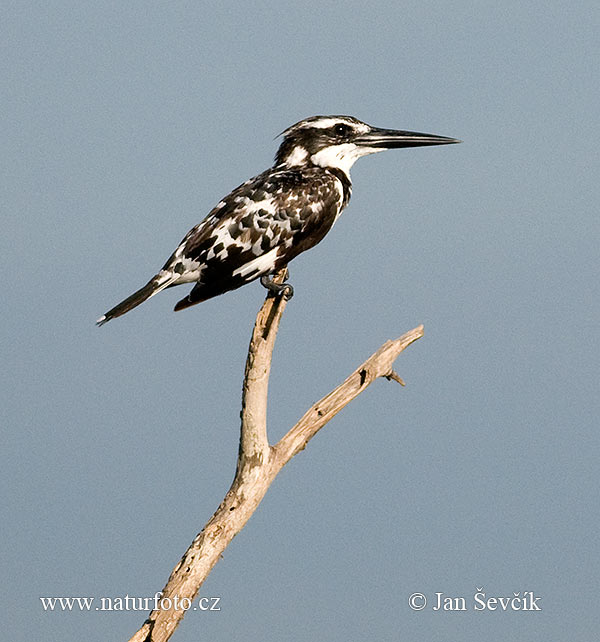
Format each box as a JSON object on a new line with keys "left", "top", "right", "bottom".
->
{"left": 310, "top": 143, "right": 383, "bottom": 176}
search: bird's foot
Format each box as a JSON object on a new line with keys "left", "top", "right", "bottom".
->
{"left": 260, "top": 274, "right": 294, "bottom": 300}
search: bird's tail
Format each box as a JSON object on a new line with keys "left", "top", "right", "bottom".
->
{"left": 96, "top": 273, "right": 176, "bottom": 326}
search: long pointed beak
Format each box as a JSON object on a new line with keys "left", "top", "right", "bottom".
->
{"left": 355, "top": 127, "right": 461, "bottom": 149}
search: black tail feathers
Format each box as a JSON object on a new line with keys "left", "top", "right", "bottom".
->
{"left": 96, "top": 278, "right": 162, "bottom": 326}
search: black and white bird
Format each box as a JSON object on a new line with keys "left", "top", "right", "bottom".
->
{"left": 97, "top": 115, "right": 459, "bottom": 325}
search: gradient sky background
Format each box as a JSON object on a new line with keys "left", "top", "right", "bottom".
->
{"left": 3, "top": 2, "right": 599, "bottom": 641}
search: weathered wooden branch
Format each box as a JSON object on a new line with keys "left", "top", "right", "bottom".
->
{"left": 127, "top": 270, "right": 424, "bottom": 642}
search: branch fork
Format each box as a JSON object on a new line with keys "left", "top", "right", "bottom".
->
{"left": 128, "top": 270, "right": 423, "bottom": 642}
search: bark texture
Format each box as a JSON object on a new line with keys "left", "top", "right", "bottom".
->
{"left": 127, "top": 271, "right": 423, "bottom": 642}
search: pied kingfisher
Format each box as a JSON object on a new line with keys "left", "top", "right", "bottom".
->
{"left": 97, "top": 115, "right": 459, "bottom": 325}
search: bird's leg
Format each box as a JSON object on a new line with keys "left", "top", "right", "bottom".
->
{"left": 260, "top": 273, "right": 294, "bottom": 300}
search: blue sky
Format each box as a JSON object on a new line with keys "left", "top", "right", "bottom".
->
{"left": 2, "top": 2, "right": 599, "bottom": 641}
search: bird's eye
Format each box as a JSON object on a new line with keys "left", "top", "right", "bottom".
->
{"left": 334, "top": 124, "right": 351, "bottom": 137}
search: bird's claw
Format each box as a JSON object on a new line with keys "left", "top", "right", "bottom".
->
{"left": 260, "top": 275, "right": 294, "bottom": 300}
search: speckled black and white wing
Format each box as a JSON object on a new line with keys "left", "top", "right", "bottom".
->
{"left": 96, "top": 166, "right": 349, "bottom": 325}
{"left": 168, "top": 166, "right": 351, "bottom": 310}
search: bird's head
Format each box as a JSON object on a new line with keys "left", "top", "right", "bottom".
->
{"left": 275, "top": 115, "right": 460, "bottom": 176}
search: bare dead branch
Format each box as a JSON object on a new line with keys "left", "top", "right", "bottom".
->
{"left": 126, "top": 272, "right": 423, "bottom": 642}
{"left": 385, "top": 370, "right": 406, "bottom": 386}
{"left": 239, "top": 268, "right": 290, "bottom": 463}
{"left": 271, "top": 326, "right": 423, "bottom": 465}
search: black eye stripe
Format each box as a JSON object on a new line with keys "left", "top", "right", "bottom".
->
{"left": 332, "top": 123, "right": 352, "bottom": 137}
